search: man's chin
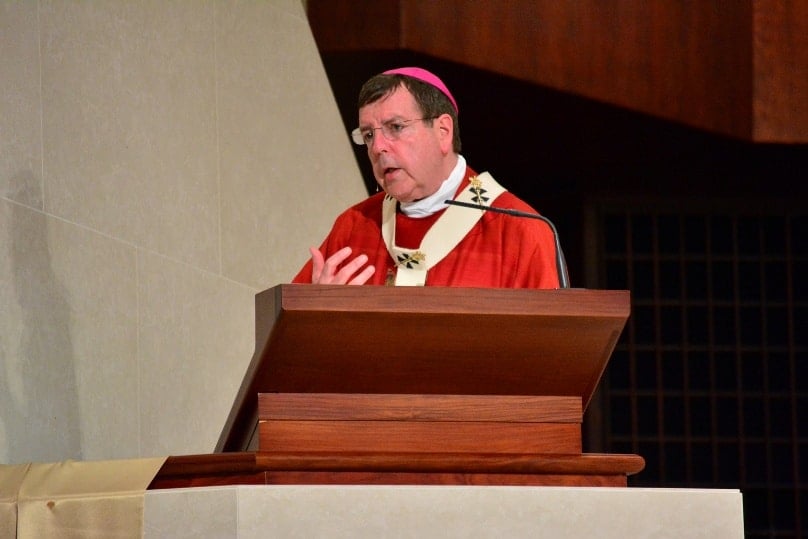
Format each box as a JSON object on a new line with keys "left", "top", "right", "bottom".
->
{"left": 382, "top": 181, "right": 414, "bottom": 202}
{"left": 387, "top": 190, "right": 417, "bottom": 203}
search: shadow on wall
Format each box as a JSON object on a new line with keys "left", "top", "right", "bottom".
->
{"left": 0, "top": 196, "right": 81, "bottom": 464}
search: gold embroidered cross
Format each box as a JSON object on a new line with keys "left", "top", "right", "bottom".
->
{"left": 396, "top": 251, "right": 426, "bottom": 269}
{"left": 468, "top": 175, "right": 489, "bottom": 205}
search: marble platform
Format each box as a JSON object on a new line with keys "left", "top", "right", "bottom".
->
{"left": 144, "top": 485, "right": 743, "bottom": 538}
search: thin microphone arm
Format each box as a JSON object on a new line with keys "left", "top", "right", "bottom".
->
{"left": 444, "top": 199, "right": 571, "bottom": 289}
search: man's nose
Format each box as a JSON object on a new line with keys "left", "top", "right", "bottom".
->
{"left": 369, "top": 132, "right": 390, "bottom": 154}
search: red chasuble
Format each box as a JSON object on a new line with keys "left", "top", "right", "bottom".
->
{"left": 292, "top": 167, "right": 560, "bottom": 289}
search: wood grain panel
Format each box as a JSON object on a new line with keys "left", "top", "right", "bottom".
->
{"left": 261, "top": 470, "right": 627, "bottom": 486}
{"left": 307, "top": 0, "right": 807, "bottom": 141}
{"left": 307, "top": 0, "right": 402, "bottom": 51}
{"left": 752, "top": 0, "right": 808, "bottom": 141}
{"left": 149, "top": 451, "right": 645, "bottom": 489}
{"left": 402, "top": 1, "right": 753, "bottom": 139}
{"left": 258, "top": 393, "right": 582, "bottom": 422}
{"left": 260, "top": 420, "right": 581, "bottom": 454}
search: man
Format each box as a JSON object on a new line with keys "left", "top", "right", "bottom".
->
{"left": 293, "top": 67, "right": 564, "bottom": 288}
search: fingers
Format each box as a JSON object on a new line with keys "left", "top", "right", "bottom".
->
{"left": 309, "top": 246, "right": 375, "bottom": 285}
{"left": 319, "top": 247, "right": 355, "bottom": 283}
{"left": 330, "top": 251, "right": 374, "bottom": 284}
{"left": 347, "top": 263, "right": 376, "bottom": 285}
{"left": 309, "top": 247, "right": 325, "bottom": 282}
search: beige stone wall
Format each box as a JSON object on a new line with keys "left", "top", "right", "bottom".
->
{"left": 0, "top": 0, "right": 366, "bottom": 463}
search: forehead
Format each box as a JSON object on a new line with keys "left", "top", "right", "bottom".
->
{"left": 358, "top": 85, "right": 421, "bottom": 125}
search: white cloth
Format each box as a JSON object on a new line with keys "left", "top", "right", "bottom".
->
{"left": 399, "top": 155, "right": 466, "bottom": 218}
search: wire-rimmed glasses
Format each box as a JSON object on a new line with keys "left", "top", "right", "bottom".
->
{"left": 350, "top": 117, "right": 436, "bottom": 146}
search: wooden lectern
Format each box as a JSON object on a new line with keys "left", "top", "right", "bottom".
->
{"left": 150, "top": 284, "right": 644, "bottom": 489}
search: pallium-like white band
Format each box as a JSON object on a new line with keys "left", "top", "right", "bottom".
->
{"left": 382, "top": 172, "right": 506, "bottom": 286}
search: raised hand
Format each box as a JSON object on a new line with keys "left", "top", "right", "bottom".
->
{"left": 309, "top": 246, "right": 376, "bottom": 285}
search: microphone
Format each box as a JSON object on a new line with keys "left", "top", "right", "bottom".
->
{"left": 444, "top": 199, "right": 570, "bottom": 288}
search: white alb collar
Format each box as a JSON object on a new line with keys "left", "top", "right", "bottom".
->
{"left": 399, "top": 155, "right": 466, "bottom": 218}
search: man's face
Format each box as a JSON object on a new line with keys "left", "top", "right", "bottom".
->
{"left": 357, "top": 85, "right": 452, "bottom": 203}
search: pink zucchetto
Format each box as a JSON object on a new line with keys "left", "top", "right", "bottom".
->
{"left": 383, "top": 67, "right": 458, "bottom": 113}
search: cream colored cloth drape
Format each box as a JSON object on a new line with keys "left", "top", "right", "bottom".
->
{"left": 1, "top": 463, "right": 30, "bottom": 538}
{"left": 1, "top": 457, "right": 165, "bottom": 538}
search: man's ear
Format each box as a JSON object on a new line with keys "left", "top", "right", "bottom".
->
{"left": 436, "top": 113, "right": 454, "bottom": 153}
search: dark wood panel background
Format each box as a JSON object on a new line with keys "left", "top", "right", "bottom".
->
{"left": 308, "top": 0, "right": 807, "bottom": 142}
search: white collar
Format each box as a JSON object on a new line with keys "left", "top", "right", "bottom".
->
{"left": 399, "top": 155, "right": 466, "bottom": 218}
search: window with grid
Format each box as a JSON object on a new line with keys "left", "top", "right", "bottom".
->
{"left": 596, "top": 206, "right": 807, "bottom": 538}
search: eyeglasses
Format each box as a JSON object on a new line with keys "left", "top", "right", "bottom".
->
{"left": 351, "top": 117, "right": 436, "bottom": 146}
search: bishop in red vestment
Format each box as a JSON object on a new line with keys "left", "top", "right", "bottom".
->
{"left": 293, "top": 67, "right": 564, "bottom": 289}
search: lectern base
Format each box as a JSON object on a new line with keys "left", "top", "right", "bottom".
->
{"left": 144, "top": 485, "right": 744, "bottom": 538}
{"left": 149, "top": 451, "right": 645, "bottom": 489}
